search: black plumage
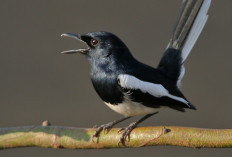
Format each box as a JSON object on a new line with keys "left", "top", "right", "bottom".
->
{"left": 61, "top": 0, "right": 211, "bottom": 146}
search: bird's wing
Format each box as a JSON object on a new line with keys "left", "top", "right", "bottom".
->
{"left": 117, "top": 74, "right": 195, "bottom": 111}
{"left": 158, "top": 0, "right": 211, "bottom": 88}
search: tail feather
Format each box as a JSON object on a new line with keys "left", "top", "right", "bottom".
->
{"left": 181, "top": 0, "right": 211, "bottom": 62}
{"left": 168, "top": 0, "right": 203, "bottom": 51}
{"left": 158, "top": 0, "right": 211, "bottom": 88}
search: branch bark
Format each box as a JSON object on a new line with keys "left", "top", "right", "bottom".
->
{"left": 0, "top": 125, "right": 232, "bottom": 149}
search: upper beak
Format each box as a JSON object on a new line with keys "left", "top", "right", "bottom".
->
{"left": 60, "top": 33, "right": 89, "bottom": 54}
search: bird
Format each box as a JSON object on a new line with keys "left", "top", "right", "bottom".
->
{"left": 61, "top": 0, "right": 211, "bottom": 146}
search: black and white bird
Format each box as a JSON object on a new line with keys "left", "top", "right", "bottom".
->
{"left": 61, "top": 0, "right": 211, "bottom": 145}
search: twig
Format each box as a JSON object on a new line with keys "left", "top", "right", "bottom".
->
{"left": 0, "top": 125, "right": 232, "bottom": 149}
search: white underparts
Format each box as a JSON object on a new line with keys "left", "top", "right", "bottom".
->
{"left": 104, "top": 99, "right": 159, "bottom": 116}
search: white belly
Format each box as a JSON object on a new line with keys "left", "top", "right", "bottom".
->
{"left": 104, "top": 98, "right": 159, "bottom": 116}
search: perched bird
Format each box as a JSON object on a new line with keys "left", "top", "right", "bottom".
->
{"left": 61, "top": 0, "right": 211, "bottom": 145}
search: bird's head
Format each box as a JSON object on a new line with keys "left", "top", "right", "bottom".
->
{"left": 61, "top": 31, "right": 133, "bottom": 62}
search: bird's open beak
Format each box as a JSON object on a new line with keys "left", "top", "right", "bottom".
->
{"left": 60, "top": 33, "right": 89, "bottom": 54}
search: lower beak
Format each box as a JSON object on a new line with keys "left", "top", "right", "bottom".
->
{"left": 60, "top": 33, "right": 89, "bottom": 54}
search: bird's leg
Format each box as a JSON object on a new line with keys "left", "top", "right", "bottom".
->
{"left": 91, "top": 116, "right": 131, "bottom": 141}
{"left": 118, "top": 112, "right": 158, "bottom": 146}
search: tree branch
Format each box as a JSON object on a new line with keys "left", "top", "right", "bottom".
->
{"left": 0, "top": 125, "right": 232, "bottom": 149}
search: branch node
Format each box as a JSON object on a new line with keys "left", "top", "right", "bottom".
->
{"left": 42, "top": 120, "right": 51, "bottom": 126}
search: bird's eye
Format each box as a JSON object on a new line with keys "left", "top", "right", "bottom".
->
{"left": 91, "top": 39, "right": 99, "bottom": 46}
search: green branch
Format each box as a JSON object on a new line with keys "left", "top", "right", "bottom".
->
{"left": 0, "top": 125, "right": 232, "bottom": 149}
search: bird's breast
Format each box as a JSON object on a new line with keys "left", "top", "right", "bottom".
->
{"left": 91, "top": 72, "right": 124, "bottom": 104}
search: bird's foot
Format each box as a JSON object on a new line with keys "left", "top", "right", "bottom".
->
{"left": 117, "top": 121, "right": 137, "bottom": 146}
{"left": 91, "top": 121, "right": 115, "bottom": 142}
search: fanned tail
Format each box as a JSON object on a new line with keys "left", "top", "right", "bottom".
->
{"left": 158, "top": 0, "right": 211, "bottom": 88}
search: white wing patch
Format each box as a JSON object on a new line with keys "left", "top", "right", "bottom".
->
{"left": 118, "top": 74, "right": 189, "bottom": 106}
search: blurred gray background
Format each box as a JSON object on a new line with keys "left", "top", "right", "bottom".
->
{"left": 0, "top": 0, "right": 232, "bottom": 156}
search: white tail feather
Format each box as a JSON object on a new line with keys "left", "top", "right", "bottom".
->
{"left": 181, "top": 0, "right": 211, "bottom": 63}
{"left": 177, "top": 65, "right": 185, "bottom": 88}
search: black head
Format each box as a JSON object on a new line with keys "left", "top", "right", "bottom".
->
{"left": 61, "top": 31, "right": 133, "bottom": 62}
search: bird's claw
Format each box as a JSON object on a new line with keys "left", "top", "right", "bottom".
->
{"left": 91, "top": 122, "right": 114, "bottom": 142}
{"left": 91, "top": 127, "right": 101, "bottom": 142}
{"left": 118, "top": 122, "right": 137, "bottom": 146}
{"left": 117, "top": 127, "right": 125, "bottom": 134}
{"left": 103, "top": 127, "right": 111, "bottom": 134}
